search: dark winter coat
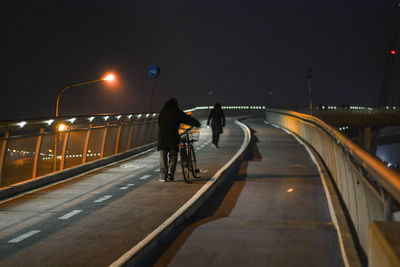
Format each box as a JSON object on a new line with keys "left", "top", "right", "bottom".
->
{"left": 157, "top": 101, "right": 200, "bottom": 151}
{"left": 207, "top": 107, "right": 225, "bottom": 134}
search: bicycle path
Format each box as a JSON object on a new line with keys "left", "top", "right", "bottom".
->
{"left": 0, "top": 118, "right": 244, "bottom": 266}
{"left": 151, "top": 117, "right": 345, "bottom": 267}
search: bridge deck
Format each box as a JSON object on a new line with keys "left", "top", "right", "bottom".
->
{"left": 0, "top": 117, "right": 345, "bottom": 266}
{"left": 0, "top": 118, "right": 243, "bottom": 266}
{"left": 150, "top": 117, "right": 344, "bottom": 266}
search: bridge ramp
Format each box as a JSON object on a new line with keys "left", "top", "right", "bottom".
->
{"left": 152, "top": 117, "right": 344, "bottom": 266}
{"left": 0, "top": 118, "right": 244, "bottom": 266}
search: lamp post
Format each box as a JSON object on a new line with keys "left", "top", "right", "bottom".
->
{"left": 55, "top": 73, "right": 115, "bottom": 117}
{"left": 53, "top": 73, "right": 115, "bottom": 172}
{"left": 307, "top": 68, "right": 312, "bottom": 115}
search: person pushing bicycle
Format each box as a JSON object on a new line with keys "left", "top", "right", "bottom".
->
{"left": 157, "top": 98, "right": 200, "bottom": 182}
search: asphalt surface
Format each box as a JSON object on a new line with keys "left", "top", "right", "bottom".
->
{"left": 0, "top": 117, "right": 345, "bottom": 267}
{"left": 150, "top": 117, "right": 344, "bottom": 267}
{"left": 0, "top": 118, "right": 244, "bottom": 267}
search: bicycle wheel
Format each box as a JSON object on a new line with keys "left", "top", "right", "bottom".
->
{"left": 189, "top": 144, "right": 199, "bottom": 177}
{"left": 180, "top": 147, "right": 190, "bottom": 183}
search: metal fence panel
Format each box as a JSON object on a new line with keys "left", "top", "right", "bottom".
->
{"left": 2, "top": 136, "right": 38, "bottom": 186}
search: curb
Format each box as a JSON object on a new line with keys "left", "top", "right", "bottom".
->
{"left": 110, "top": 119, "right": 252, "bottom": 267}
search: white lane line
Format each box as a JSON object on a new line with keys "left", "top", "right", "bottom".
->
{"left": 127, "top": 184, "right": 135, "bottom": 187}
{"left": 94, "top": 195, "right": 113, "bottom": 203}
{"left": 58, "top": 210, "right": 82, "bottom": 220}
{"left": 120, "top": 187, "right": 128, "bottom": 190}
{"left": 8, "top": 230, "right": 41, "bottom": 243}
{"left": 196, "top": 148, "right": 201, "bottom": 150}
{"left": 139, "top": 175, "right": 151, "bottom": 180}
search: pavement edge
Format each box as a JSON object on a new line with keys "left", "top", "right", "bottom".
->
{"left": 110, "top": 119, "right": 251, "bottom": 267}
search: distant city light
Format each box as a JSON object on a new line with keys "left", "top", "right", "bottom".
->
{"left": 390, "top": 49, "right": 397, "bottom": 55}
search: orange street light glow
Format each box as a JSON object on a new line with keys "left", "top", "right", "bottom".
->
{"left": 58, "top": 123, "right": 68, "bottom": 131}
{"left": 104, "top": 74, "right": 115, "bottom": 82}
{"left": 287, "top": 188, "right": 294, "bottom": 193}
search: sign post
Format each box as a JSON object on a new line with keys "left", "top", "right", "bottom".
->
{"left": 147, "top": 65, "right": 160, "bottom": 112}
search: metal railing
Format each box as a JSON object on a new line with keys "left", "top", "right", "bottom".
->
{"left": 266, "top": 109, "right": 400, "bottom": 261}
{"left": 0, "top": 113, "right": 159, "bottom": 188}
{"left": 0, "top": 105, "right": 267, "bottom": 190}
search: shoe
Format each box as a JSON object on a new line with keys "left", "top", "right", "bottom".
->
{"left": 159, "top": 178, "right": 167, "bottom": 182}
{"left": 168, "top": 173, "right": 174, "bottom": 182}
{"left": 212, "top": 144, "right": 215, "bottom": 148}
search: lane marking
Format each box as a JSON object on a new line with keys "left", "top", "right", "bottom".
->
{"left": 8, "top": 230, "right": 41, "bottom": 243}
{"left": 139, "top": 175, "right": 151, "bottom": 180}
{"left": 127, "top": 184, "right": 135, "bottom": 187}
{"left": 58, "top": 210, "right": 82, "bottom": 220}
{"left": 94, "top": 195, "right": 113, "bottom": 203}
{"left": 120, "top": 187, "right": 128, "bottom": 190}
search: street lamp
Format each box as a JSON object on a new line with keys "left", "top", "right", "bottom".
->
{"left": 55, "top": 73, "right": 116, "bottom": 117}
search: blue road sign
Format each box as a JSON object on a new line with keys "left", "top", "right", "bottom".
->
{"left": 147, "top": 65, "right": 160, "bottom": 78}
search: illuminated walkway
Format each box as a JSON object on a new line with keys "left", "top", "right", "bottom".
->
{"left": 150, "top": 117, "right": 344, "bottom": 266}
{"left": 0, "top": 118, "right": 244, "bottom": 266}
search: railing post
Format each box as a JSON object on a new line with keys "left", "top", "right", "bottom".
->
{"left": 114, "top": 122, "right": 122, "bottom": 154}
{"left": 32, "top": 128, "right": 44, "bottom": 178}
{"left": 384, "top": 195, "right": 393, "bottom": 221}
{"left": 358, "top": 127, "right": 372, "bottom": 151}
{"left": 82, "top": 124, "right": 92, "bottom": 164}
{"left": 0, "top": 131, "right": 10, "bottom": 186}
{"left": 59, "top": 128, "right": 70, "bottom": 171}
{"left": 127, "top": 124, "right": 134, "bottom": 150}
{"left": 100, "top": 123, "right": 109, "bottom": 158}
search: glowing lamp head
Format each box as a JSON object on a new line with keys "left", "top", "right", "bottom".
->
{"left": 390, "top": 49, "right": 397, "bottom": 55}
{"left": 104, "top": 74, "right": 115, "bottom": 82}
{"left": 58, "top": 123, "right": 67, "bottom": 131}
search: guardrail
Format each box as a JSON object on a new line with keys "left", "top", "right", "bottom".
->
{"left": 266, "top": 109, "right": 400, "bottom": 265}
{"left": 0, "top": 105, "right": 266, "bottom": 191}
{"left": 0, "top": 113, "right": 159, "bottom": 189}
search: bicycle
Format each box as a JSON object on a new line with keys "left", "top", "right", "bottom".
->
{"left": 179, "top": 127, "right": 200, "bottom": 183}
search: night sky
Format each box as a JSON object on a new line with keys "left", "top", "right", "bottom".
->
{"left": 1, "top": 0, "right": 398, "bottom": 120}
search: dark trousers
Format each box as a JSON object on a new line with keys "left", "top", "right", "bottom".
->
{"left": 212, "top": 130, "right": 220, "bottom": 146}
{"left": 160, "top": 150, "right": 178, "bottom": 178}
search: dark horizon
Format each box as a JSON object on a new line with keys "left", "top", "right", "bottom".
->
{"left": 1, "top": 0, "right": 399, "bottom": 121}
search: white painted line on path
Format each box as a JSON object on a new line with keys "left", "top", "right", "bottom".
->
{"left": 120, "top": 187, "right": 128, "bottom": 190}
{"left": 127, "top": 184, "right": 135, "bottom": 187}
{"left": 58, "top": 210, "right": 82, "bottom": 220}
{"left": 8, "top": 230, "right": 41, "bottom": 243}
{"left": 139, "top": 175, "right": 151, "bottom": 180}
{"left": 94, "top": 195, "right": 113, "bottom": 203}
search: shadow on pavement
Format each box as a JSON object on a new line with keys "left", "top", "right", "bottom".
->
{"left": 137, "top": 127, "right": 261, "bottom": 266}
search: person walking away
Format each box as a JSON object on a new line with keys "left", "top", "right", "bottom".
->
{"left": 207, "top": 103, "right": 225, "bottom": 148}
{"left": 157, "top": 98, "right": 201, "bottom": 182}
